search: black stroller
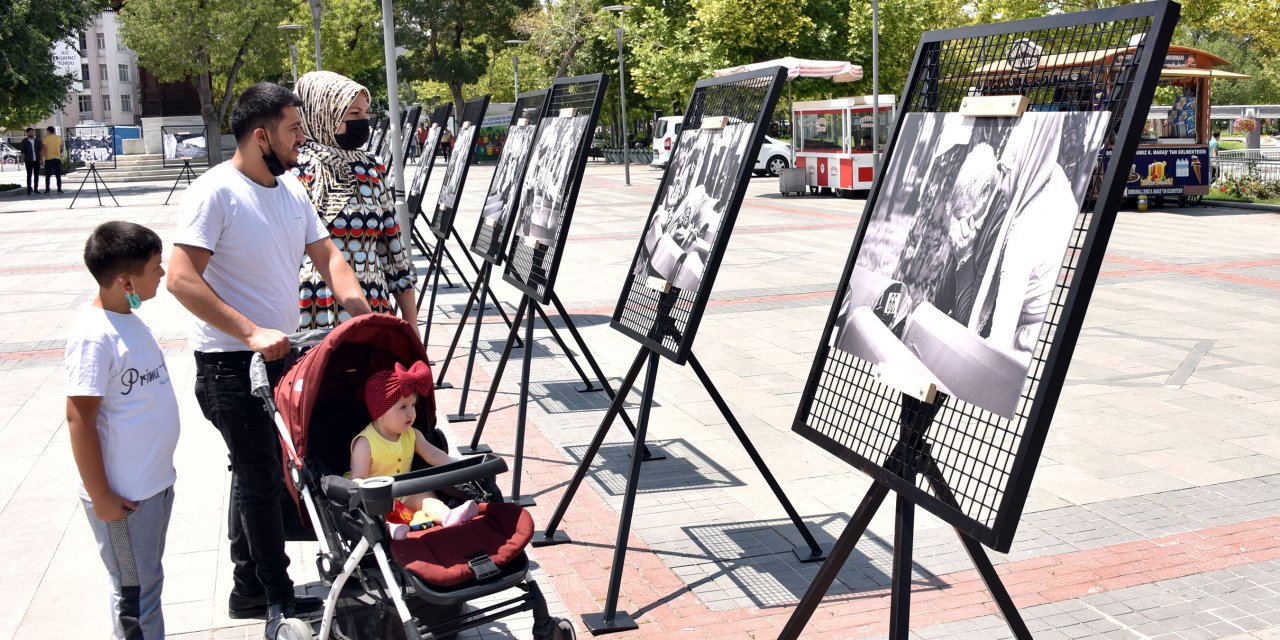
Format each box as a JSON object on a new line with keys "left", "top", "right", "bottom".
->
{"left": 249, "top": 313, "right": 575, "bottom": 640}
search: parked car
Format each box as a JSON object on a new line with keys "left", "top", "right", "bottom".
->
{"left": 650, "top": 115, "right": 793, "bottom": 177}
{"left": 0, "top": 141, "right": 20, "bottom": 165}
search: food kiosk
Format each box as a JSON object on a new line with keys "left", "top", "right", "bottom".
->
{"left": 973, "top": 44, "right": 1247, "bottom": 205}
{"left": 792, "top": 96, "right": 896, "bottom": 196}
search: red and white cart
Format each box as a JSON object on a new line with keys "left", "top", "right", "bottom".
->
{"left": 792, "top": 95, "right": 896, "bottom": 196}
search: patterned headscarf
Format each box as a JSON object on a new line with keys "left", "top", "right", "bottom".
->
{"left": 294, "top": 71, "right": 390, "bottom": 217}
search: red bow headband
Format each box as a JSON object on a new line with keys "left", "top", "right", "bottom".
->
{"left": 364, "top": 361, "right": 434, "bottom": 422}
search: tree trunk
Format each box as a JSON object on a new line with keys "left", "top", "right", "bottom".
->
{"left": 195, "top": 70, "right": 225, "bottom": 165}
{"left": 449, "top": 82, "right": 466, "bottom": 130}
{"left": 555, "top": 36, "right": 586, "bottom": 78}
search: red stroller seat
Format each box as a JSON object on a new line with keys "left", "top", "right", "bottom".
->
{"left": 391, "top": 502, "right": 534, "bottom": 587}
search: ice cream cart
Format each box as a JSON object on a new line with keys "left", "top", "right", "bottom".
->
{"left": 792, "top": 96, "right": 896, "bottom": 196}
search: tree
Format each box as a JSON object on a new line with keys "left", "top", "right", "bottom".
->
{"left": 119, "top": 0, "right": 292, "bottom": 164}
{"left": 283, "top": 0, "right": 386, "bottom": 82}
{"left": 396, "top": 0, "right": 533, "bottom": 119}
{"left": 515, "top": 0, "right": 602, "bottom": 79}
{"left": 0, "top": 0, "right": 106, "bottom": 130}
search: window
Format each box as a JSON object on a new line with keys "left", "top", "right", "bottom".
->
{"left": 79, "top": 95, "right": 94, "bottom": 113}
{"left": 118, "top": 64, "right": 130, "bottom": 82}
{"left": 96, "top": 33, "right": 105, "bottom": 50}
{"left": 78, "top": 32, "right": 87, "bottom": 53}
{"left": 117, "top": 38, "right": 127, "bottom": 52}
{"left": 102, "top": 93, "right": 111, "bottom": 112}
{"left": 82, "top": 64, "right": 90, "bottom": 89}
{"left": 99, "top": 64, "right": 108, "bottom": 82}
{"left": 120, "top": 94, "right": 132, "bottom": 112}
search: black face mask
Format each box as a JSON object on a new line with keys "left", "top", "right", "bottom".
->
{"left": 334, "top": 118, "right": 371, "bottom": 150}
{"left": 261, "top": 133, "right": 288, "bottom": 177}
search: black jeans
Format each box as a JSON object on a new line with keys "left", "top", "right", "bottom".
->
{"left": 43, "top": 159, "right": 62, "bottom": 192}
{"left": 193, "top": 351, "right": 294, "bottom": 605}
{"left": 25, "top": 161, "right": 39, "bottom": 192}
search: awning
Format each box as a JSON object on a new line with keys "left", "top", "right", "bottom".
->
{"left": 1159, "top": 68, "right": 1252, "bottom": 80}
{"left": 714, "top": 57, "right": 863, "bottom": 83}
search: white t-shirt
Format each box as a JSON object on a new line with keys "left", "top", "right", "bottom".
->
{"left": 175, "top": 161, "right": 328, "bottom": 352}
{"left": 64, "top": 307, "right": 180, "bottom": 502}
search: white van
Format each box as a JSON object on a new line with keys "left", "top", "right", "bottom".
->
{"left": 650, "top": 115, "right": 793, "bottom": 176}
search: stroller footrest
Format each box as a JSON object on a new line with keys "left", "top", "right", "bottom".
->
{"left": 468, "top": 554, "right": 501, "bottom": 581}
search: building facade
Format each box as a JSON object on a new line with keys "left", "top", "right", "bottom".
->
{"left": 37, "top": 10, "right": 142, "bottom": 132}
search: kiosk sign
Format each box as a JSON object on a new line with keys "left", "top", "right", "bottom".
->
{"left": 1006, "top": 39, "right": 1043, "bottom": 71}
{"left": 1106, "top": 146, "right": 1209, "bottom": 196}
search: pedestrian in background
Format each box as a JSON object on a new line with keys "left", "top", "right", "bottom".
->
{"left": 42, "top": 126, "right": 63, "bottom": 194}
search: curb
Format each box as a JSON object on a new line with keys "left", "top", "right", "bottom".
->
{"left": 1200, "top": 199, "right": 1280, "bottom": 213}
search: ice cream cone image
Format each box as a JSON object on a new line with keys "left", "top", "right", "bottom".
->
{"left": 1191, "top": 155, "right": 1202, "bottom": 182}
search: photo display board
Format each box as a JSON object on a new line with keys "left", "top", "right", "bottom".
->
{"left": 161, "top": 126, "right": 209, "bottom": 167}
{"left": 792, "top": 1, "right": 1178, "bottom": 552}
{"left": 610, "top": 68, "right": 787, "bottom": 364}
{"left": 406, "top": 103, "right": 453, "bottom": 217}
{"left": 368, "top": 116, "right": 389, "bottom": 158}
{"left": 501, "top": 74, "right": 607, "bottom": 304}
{"left": 396, "top": 105, "right": 423, "bottom": 179}
{"left": 470, "top": 90, "right": 549, "bottom": 266}
{"left": 68, "top": 125, "right": 116, "bottom": 168}
{"left": 429, "top": 95, "right": 490, "bottom": 239}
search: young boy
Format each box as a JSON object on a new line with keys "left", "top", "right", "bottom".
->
{"left": 65, "top": 221, "right": 180, "bottom": 639}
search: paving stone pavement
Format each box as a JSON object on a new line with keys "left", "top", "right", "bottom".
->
{"left": 1, "top": 161, "right": 1278, "bottom": 639}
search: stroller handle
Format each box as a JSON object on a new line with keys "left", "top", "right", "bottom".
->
{"left": 385, "top": 455, "right": 510, "bottom": 500}
{"left": 249, "top": 329, "right": 334, "bottom": 401}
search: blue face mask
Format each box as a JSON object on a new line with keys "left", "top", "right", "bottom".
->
{"left": 126, "top": 291, "right": 142, "bottom": 309}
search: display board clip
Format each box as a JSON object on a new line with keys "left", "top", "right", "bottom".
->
{"left": 484, "top": 218, "right": 497, "bottom": 227}
{"left": 559, "top": 107, "right": 578, "bottom": 117}
{"left": 523, "top": 236, "right": 542, "bottom": 248}
{"left": 516, "top": 117, "right": 529, "bottom": 127}
{"left": 959, "top": 95, "right": 1029, "bottom": 118}
{"left": 873, "top": 363, "right": 938, "bottom": 404}
{"left": 644, "top": 276, "right": 673, "bottom": 294}
{"left": 461, "top": 121, "right": 473, "bottom": 130}
{"left": 701, "top": 116, "right": 729, "bottom": 129}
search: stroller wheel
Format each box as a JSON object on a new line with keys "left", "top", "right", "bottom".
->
{"left": 272, "top": 617, "right": 314, "bottom": 640}
{"left": 533, "top": 617, "right": 576, "bottom": 640}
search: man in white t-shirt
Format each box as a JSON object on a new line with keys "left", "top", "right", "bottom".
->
{"left": 167, "top": 82, "right": 371, "bottom": 636}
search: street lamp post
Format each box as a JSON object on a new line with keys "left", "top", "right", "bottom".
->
{"left": 309, "top": 0, "right": 323, "bottom": 71}
{"left": 604, "top": 5, "right": 632, "bottom": 186}
{"left": 379, "top": 0, "right": 409, "bottom": 256}
{"left": 504, "top": 39, "right": 525, "bottom": 98}
{"left": 278, "top": 24, "right": 304, "bottom": 85}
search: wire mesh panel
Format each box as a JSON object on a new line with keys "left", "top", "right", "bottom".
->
{"left": 610, "top": 68, "right": 787, "bottom": 364}
{"left": 397, "top": 105, "right": 423, "bottom": 168}
{"left": 470, "top": 90, "right": 550, "bottom": 266}
{"left": 370, "top": 116, "right": 390, "bottom": 158}
{"left": 67, "top": 125, "right": 117, "bottom": 169}
{"left": 792, "top": 0, "right": 1179, "bottom": 552}
{"left": 406, "top": 104, "right": 453, "bottom": 218}
{"left": 501, "top": 74, "right": 608, "bottom": 304}
{"left": 161, "top": 126, "right": 209, "bottom": 168}
{"left": 429, "top": 96, "right": 490, "bottom": 240}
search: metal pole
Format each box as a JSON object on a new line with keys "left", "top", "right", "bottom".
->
{"left": 615, "top": 22, "right": 630, "bottom": 186}
{"left": 380, "top": 0, "right": 410, "bottom": 257}
{"left": 871, "top": 0, "right": 881, "bottom": 171}
{"left": 310, "top": 0, "right": 323, "bottom": 71}
{"left": 513, "top": 53, "right": 519, "bottom": 98}
{"left": 288, "top": 44, "right": 299, "bottom": 86}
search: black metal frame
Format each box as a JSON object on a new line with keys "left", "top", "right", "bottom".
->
{"left": 371, "top": 115, "right": 391, "bottom": 158}
{"left": 68, "top": 162, "right": 119, "bottom": 208}
{"left": 67, "top": 125, "right": 117, "bottom": 170}
{"left": 436, "top": 90, "right": 552, "bottom": 420}
{"left": 160, "top": 125, "right": 210, "bottom": 168}
{"left": 782, "top": 2, "right": 1179, "bottom": 638}
{"left": 529, "top": 68, "right": 831, "bottom": 635}
{"left": 162, "top": 158, "right": 199, "bottom": 206}
{"left": 501, "top": 74, "right": 609, "bottom": 305}
{"left": 470, "top": 89, "right": 551, "bottom": 267}
{"left": 398, "top": 105, "right": 423, "bottom": 174}
{"left": 609, "top": 67, "right": 787, "bottom": 365}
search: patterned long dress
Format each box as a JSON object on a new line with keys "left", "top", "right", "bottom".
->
{"left": 292, "top": 71, "right": 416, "bottom": 330}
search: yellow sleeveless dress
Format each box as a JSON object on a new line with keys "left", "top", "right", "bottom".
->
{"left": 351, "top": 424, "right": 416, "bottom": 477}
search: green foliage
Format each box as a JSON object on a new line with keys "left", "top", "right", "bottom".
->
{"left": 0, "top": 0, "right": 106, "bottom": 129}
{"left": 397, "top": 0, "right": 534, "bottom": 114}
{"left": 845, "top": 0, "right": 969, "bottom": 100}
{"left": 284, "top": 0, "right": 385, "bottom": 82}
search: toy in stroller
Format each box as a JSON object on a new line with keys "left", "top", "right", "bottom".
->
{"left": 249, "top": 314, "right": 576, "bottom": 640}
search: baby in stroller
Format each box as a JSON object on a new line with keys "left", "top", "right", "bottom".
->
{"left": 353, "top": 360, "right": 478, "bottom": 536}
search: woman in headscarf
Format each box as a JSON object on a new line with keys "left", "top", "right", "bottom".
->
{"left": 293, "top": 71, "right": 417, "bottom": 330}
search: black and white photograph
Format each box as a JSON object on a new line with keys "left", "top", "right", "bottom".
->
{"left": 162, "top": 127, "right": 208, "bottom": 162}
{"left": 512, "top": 115, "right": 590, "bottom": 246}
{"left": 435, "top": 124, "right": 476, "bottom": 216}
{"left": 69, "top": 126, "right": 114, "bottom": 163}
{"left": 833, "top": 111, "right": 1110, "bottom": 419}
{"left": 630, "top": 121, "right": 754, "bottom": 291}
{"left": 480, "top": 123, "right": 537, "bottom": 225}
{"left": 408, "top": 124, "right": 443, "bottom": 199}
